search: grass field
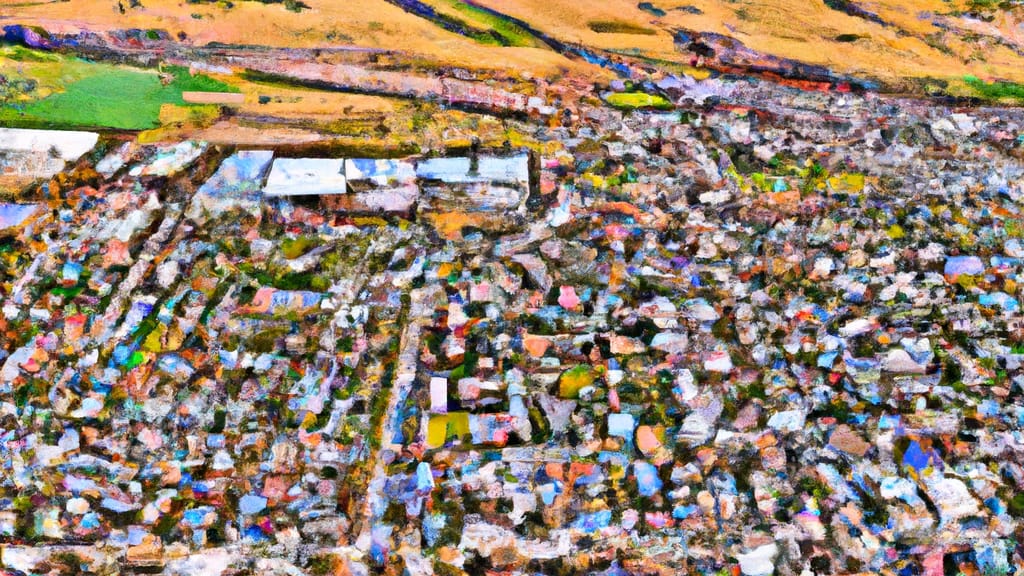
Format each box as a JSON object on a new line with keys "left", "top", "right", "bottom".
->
{"left": 0, "top": 46, "right": 238, "bottom": 129}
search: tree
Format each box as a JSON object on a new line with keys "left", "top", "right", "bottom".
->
{"left": 0, "top": 74, "right": 38, "bottom": 111}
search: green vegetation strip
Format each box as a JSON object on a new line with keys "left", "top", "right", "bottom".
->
{"left": 605, "top": 92, "right": 673, "bottom": 110}
{"left": 964, "top": 75, "right": 1024, "bottom": 103}
{"left": 444, "top": 0, "right": 541, "bottom": 47}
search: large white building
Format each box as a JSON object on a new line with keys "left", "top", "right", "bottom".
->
{"left": 263, "top": 158, "right": 348, "bottom": 196}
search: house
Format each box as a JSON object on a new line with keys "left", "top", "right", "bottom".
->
{"left": 186, "top": 150, "right": 274, "bottom": 222}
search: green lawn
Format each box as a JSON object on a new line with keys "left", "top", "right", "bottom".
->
{"left": 0, "top": 46, "right": 238, "bottom": 130}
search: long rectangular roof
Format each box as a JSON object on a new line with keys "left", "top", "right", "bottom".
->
{"left": 415, "top": 153, "right": 529, "bottom": 185}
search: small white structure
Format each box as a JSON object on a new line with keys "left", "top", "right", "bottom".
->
{"left": 430, "top": 377, "right": 448, "bottom": 414}
{"left": 263, "top": 158, "right": 347, "bottom": 196}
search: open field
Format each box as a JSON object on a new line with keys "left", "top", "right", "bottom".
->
{"left": 0, "top": 0, "right": 602, "bottom": 78}
{"left": 3, "top": 0, "right": 1024, "bottom": 105}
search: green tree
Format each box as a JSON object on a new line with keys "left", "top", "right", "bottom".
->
{"left": 0, "top": 74, "right": 38, "bottom": 111}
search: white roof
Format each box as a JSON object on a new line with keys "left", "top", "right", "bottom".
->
{"left": 430, "top": 377, "right": 448, "bottom": 414}
{"left": 129, "top": 141, "right": 208, "bottom": 178}
{"left": 0, "top": 128, "right": 98, "bottom": 161}
{"left": 0, "top": 204, "right": 41, "bottom": 231}
{"left": 345, "top": 158, "right": 416, "bottom": 185}
{"left": 263, "top": 158, "right": 347, "bottom": 196}
{"left": 415, "top": 153, "right": 529, "bottom": 185}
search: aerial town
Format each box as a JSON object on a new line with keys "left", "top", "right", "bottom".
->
{"left": 2, "top": 1, "right": 1024, "bottom": 575}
